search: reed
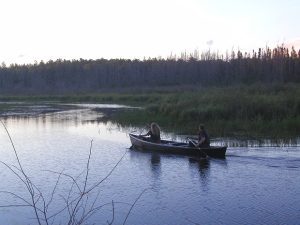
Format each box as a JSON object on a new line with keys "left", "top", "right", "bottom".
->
{"left": 1, "top": 83, "right": 300, "bottom": 137}
{"left": 107, "top": 84, "right": 300, "bottom": 138}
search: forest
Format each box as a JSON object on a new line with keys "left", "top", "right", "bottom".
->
{"left": 0, "top": 45, "right": 300, "bottom": 95}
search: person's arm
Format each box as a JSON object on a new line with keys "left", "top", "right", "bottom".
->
{"left": 140, "top": 130, "right": 151, "bottom": 137}
{"left": 197, "top": 136, "right": 206, "bottom": 147}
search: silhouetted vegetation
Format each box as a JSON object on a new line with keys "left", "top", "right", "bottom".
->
{"left": 95, "top": 84, "right": 300, "bottom": 138}
{"left": 1, "top": 45, "right": 300, "bottom": 137}
{"left": 0, "top": 45, "right": 299, "bottom": 95}
{"left": 0, "top": 84, "right": 299, "bottom": 137}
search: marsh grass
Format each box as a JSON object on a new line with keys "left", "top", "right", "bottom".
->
{"left": 1, "top": 83, "right": 300, "bottom": 138}
{"left": 106, "top": 84, "right": 300, "bottom": 138}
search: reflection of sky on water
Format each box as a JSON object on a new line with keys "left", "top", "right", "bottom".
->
{"left": 0, "top": 107, "right": 131, "bottom": 143}
{"left": 64, "top": 103, "right": 140, "bottom": 109}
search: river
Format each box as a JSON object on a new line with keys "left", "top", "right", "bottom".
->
{"left": 0, "top": 103, "right": 299, "bottom": 225}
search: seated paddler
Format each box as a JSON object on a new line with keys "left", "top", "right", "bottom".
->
{"left": 140, "top": 122, "right": 161, "bottom": 143}
{"left": 189, "top": 124, "right": 210, "bottom": 148}
{"left": 197, "top": 124, "right": 210, "bottom": 147}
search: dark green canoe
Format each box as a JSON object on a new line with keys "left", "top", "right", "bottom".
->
{"left": 129, "top": 134, "right": 227, "bottom": 158}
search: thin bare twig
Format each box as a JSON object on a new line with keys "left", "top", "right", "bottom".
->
{"left": 0, "top": 204, "right": 31, "bottom": 208}
{"left": 0, "top": 120, "right": 41, "bottom": 225}
{"left": 46, "top": 170, "right": 64, "bottom": 211}
{"left": 59, "top": 194, "right": 73, "bottom": 221}
{"left": 1, "top": 119, "right": 133, "bottom": 225}
{"left": 44, "top": 170, "right": 82, "bottom": 193}
{"left": 76, "top": 202, "right": 113, "bottom": 224}
{"left": 1, "top": 120, "right": 26, "bottom": 176}
{"left": 107, "top": 200, "right": 115, "bottom": 225}
{"left": 0, "top": 161, "right": 29, "bottom": 189}
{"left": 0, "top": 190, "right": 32, "bottom": 207}
{"left": 1, "top": 120, "right": 42, "bottom": 225}
{"left": 123, "top": 188, "right": 150, "bottom": 225}
{"left": 68, "top": 140, "right": 93, "bottom": 225}
{"left": 83, "top": 140, "right": 93, "bottom": 193}
{"left": 47, "top": 173, "right": 84, "bottom": 221}
{"left": 87, "top": 150, "right": 127, "bottom": 193}
{"left": 185, "top": 217, "right": 201, "bottom": 225}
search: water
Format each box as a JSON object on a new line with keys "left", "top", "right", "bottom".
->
{"left": 0, "top": 104, "right": 300, "bottom": 225}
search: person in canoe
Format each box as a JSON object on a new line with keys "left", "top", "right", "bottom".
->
{"left": 197, "top": 124, "right": 210, "bottom": 147}
{"left": 189, "top": 124, "right": 210, "bottom": 148}
{"left": 140, "top": 122, "right": 161, "bottom": 143}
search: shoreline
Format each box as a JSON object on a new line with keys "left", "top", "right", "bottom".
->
{"left": 1, "top": 84, "right": 300, "bottom": 139}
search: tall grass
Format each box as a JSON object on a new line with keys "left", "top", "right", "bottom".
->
{"left": 1, "top": 83, "right": 300, "bottom": 138}
{"left": 109, "top": 84, "right": 300, "bottom": 138}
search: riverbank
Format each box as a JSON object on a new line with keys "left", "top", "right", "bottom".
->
{"left": 1, "top": 83, "right": 300, "bottom": 138}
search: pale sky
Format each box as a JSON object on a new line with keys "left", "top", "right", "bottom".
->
{"left": 0, "top": 0, "right": 299, "bottom": 64}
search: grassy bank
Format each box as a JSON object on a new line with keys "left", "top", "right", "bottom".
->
{"left": 1, "top": 83, "right": 300, "bottom": 138}
{"left": 105, "top": 84, "right": 300, "bottom": 138}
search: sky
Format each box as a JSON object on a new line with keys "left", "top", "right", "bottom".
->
{"left": 0, "top": 0, "right": 300, "bottom": 64}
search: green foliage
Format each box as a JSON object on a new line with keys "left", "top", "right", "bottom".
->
{"left": 108, "top": 84, "right": 300, "bottom": 138}
{"left": 1, "top": 83, "right": 300, "bottom": 138}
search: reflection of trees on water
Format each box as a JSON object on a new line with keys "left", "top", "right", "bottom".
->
{"left": 212, "top": 137, "right": 300, "bottom": 147}
{"left": 1, "top": 109, "right": 99, "bottom": 127}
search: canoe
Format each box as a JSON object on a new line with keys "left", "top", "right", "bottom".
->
{"left": 129, "top": 134, "right": 227, "bottom": 158}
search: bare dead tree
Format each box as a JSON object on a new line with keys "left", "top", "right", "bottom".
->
{"left": 0, "top": 120, "right": 148, "bottom": 225}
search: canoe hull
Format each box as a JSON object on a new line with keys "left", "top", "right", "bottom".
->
{"left": 129, "top": 134, "right": 226, "bottom": 158}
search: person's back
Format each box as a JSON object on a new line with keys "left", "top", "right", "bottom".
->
{"left": 198, "top": 125, "right": 210, "bottom": 147}
{"left": 150, "top": 122, "right": 161, "bottom": 143}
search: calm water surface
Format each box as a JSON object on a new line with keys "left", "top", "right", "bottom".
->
{"left": 0, "top": 104, "right": 299, "bottom": 225}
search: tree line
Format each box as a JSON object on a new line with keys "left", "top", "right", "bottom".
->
{"left": 0, "top": 45, "right": 300, "bottom": 94}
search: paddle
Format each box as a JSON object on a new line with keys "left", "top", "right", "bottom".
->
{"left": 187, "top": 138, "right": 197, "bottom": 147}
{"left": 129, "top": 124, "right": 149, "bottom": 136}
{"left": 187, "top": 137, "right": 207, "bottom": 158}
